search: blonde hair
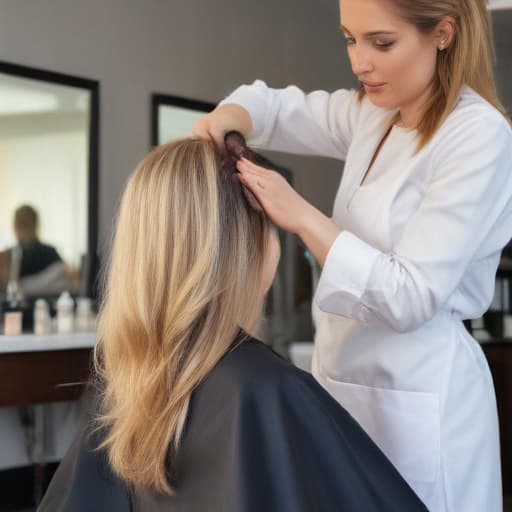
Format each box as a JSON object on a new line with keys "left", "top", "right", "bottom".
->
{"left": 358, "top": 0, "right": 509, "bottom": 150}
{"left": 94, "top": 138, "right": 270, "bottom": 494}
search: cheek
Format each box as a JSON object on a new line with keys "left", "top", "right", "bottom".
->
{"left": 387, "top": 47, "right": 436, "bottom": 94}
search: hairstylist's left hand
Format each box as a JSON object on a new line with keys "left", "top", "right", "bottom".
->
{"left": 236, "top": 157, "right": 312, "bottom": 234}
{"left": 236, "top": 157, "right": 342, "bottom": 266}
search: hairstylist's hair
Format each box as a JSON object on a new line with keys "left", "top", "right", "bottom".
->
{"left": 358, "top": 0, "right": 509, "bottom": 150}
{"left": 94, "top": 135, "right": 270, "bottom": 494}
{"left": 14, "top": 205, "right": 38, "bottom": 240}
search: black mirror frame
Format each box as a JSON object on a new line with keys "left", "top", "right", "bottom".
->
{"left": 150, "top": 93, "right": 215, "bottom": 148}
{"left": 0, "top": 60, "right": 100, "bottom": 298}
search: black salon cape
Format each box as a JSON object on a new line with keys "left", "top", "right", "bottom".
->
{"left": 38, "top": 337, "right": 427, "bottom": 512}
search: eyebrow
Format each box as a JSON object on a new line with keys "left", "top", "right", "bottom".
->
{"left": 340, "top": 25, "right": 398, "bottom": 37}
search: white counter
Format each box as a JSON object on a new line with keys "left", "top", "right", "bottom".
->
{"left": 0, "top": 331, "right": 96, "bottom": 354}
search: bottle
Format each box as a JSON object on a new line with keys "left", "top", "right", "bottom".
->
{"left": 3, "top": 310, "right": 22, "bottom": 335}
{"left": 34, "top": 299, "right": 51, "bottom": 335}
{"left": 75, "top": 297, "right": 92, "bottom": 331}
{"left": 6, "top": 279, "right": 22, "bottom": 306}
{"left": 56, "top": 291, "right": 74, "bottom": 333}
{"left": 3, "top": 264, "right": 24, "bottom": 336}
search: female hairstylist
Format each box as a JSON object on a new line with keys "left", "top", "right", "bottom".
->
{"left": 193, "top": 1, "right": 512, "bottom": 511}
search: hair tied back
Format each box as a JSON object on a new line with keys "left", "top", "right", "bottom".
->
{"left": 223, "top": 131, "right": 263, "bottom": 212}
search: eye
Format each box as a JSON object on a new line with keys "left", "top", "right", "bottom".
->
{"left": 344, "top": 36, "right": 356, "bottom": 46}
{"left": 374, "top": 40, "right": 395, "bottom": 50}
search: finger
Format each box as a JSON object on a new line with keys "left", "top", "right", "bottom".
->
{"left": 192, "top": 118, "right": 210, "bottom": 138}
{"left": 192, "top": 126, "right": 212, "bottom": 141}
{"left": 238, "top": 167, "right": 268, "bottom": 184}
{"left": 239, "top": 170, "right": 266, "bottom": 194}
{"left": 236, "top": 157, "right": 270, "bottom": 177}
{"left": 211, "top": 131, "right": 227, "bottom": 149}
{"left": 238, "top": 157, "right": 267, "bottom": 173}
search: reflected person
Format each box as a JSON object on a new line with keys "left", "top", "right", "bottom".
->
{"left": 0, "top": 205, "right": 71, "bottom": 296}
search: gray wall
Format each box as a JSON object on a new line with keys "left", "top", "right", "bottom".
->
{"left": 492, "top": 9, "right": 512, "bottom": 112}
{"left": 1, "top": 2, "right": 510, "bottom": 250}
{"left": 0, "top": 0, "right": 356, "bottom": 250}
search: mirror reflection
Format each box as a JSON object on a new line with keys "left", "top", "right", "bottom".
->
{"left": 0, "top": 204, "right": 75, "bottom": 298}
{"left": 0, "top": 63, "right": 98, "bottom": 309}
{"left": 151, "top": 94, "right": 215, "bottom": 146}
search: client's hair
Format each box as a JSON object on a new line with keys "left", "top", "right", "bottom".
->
{"left": 94, "top": 134, "right": 270, "bottom": 494}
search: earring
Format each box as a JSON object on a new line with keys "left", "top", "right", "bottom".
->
{"left": 439, "top": 39, "right": 447, "bottom": 50}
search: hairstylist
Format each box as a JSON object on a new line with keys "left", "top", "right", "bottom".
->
{"left": 193, "top": 1, "right": 512, "bottom": 511}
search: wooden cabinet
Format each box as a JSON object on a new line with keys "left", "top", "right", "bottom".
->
{"left": 0, "top": 348, "right": 92, "bottom": 407}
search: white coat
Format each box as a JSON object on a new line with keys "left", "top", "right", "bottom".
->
{"left": 222, "top": 81, "right": 512, "bottom": 511}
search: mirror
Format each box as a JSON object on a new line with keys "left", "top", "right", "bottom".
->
{"left": 0, "top": 61, "right": 99, "bottom": 302}
{"left": 151, "top": 93, "right": 215, "bottom": 146}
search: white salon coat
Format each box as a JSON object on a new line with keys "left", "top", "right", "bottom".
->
{"left": 222, "top": 81, "right": 512, "bottom": 511}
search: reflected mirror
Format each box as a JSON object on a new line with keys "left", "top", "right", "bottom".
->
{"left": 0, "top": 62, "right": 99, "bottom": 302}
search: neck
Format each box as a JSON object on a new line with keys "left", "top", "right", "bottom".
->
{"left": 398, "top": 83, "right": 434, "bottom": 129}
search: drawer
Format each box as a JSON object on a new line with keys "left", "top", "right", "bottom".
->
{"left": 0, "top": 348, "right": 93, "bottom": 407}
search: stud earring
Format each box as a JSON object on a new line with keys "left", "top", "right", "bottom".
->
{"left": 439, "top": 39, "right": 447, "bottom": 50}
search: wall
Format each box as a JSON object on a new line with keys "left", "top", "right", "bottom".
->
{"left": 0, "top": 0, "right": 356, "bottom": 253}
{"left": 492, "top": 9, "right": 512, "bottom": 112}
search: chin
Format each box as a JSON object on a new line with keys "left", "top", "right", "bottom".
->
{"left": 366, "top": 94, "right": 396, "bottom": 110}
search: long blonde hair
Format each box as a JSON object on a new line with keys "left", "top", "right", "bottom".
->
{"left": 358, "top": 0, "right": 509, "bottom": 149}
{"left": 94, "top": 137, "right": 269, "bottom": 494}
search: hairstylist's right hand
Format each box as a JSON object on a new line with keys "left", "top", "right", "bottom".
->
{"left": 192, "top": 104, "right": 252, "bottom": 148}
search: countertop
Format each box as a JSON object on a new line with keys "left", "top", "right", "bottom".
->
{"left": 0, "top": 331, "right": 96, "bottom": 354}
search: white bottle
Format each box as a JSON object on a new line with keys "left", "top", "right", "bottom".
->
{"left": 56, "top": 291, "right": 74, "bottom": 333}
{"left": 34, "top": 299, "right": 51, "bottom": 335}
{"left": 75, "top": 297, "right": 92, "bottom": 331}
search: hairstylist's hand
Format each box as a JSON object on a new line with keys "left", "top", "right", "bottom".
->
{"left": 192, "top": 104, "right": 253, "bottom": 148}
{"left": 236, "top": 157, "right": 342, "bottom": 266}
{"left": 236, "top": 157, "right": 312, "bottom": 234}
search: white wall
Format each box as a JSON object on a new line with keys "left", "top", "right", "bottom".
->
{"left": 0, "top": 129, "right": 88, "bottom": 265}
{"left": 0, "top": 0, "right": 357, "bottom": 254}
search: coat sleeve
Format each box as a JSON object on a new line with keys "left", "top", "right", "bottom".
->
{"left": 233, "top": 370, "right": 428, "bottom": 512}
{"left": 315, "top": 110, "right": 512, "bottom": 332}
{"left": 220, "top": 80, "right": 363, "bottom": 160}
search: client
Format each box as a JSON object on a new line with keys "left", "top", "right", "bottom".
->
{"left": 39, "top": 134, "right": 427, "bottom": 511}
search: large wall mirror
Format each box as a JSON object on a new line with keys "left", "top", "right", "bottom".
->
{"left": 0, "top": 62, "right": 99, "bottom": 303}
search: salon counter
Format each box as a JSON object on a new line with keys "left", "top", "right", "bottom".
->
{"left": 0, "top": 331, "right": 96, "bottom": 354}
{"left": 0, "top": 332, "right": 95, "bottom": 407}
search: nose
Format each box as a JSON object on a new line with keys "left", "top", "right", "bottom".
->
{"left": 349, "top": 45, "right": 373, "bottom": 77}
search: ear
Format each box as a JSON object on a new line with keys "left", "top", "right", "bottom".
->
{"left": 435, "top": 15, "right": 456, "bottom": 51}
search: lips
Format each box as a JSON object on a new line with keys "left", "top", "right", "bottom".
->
{"left": 362, "top": 81, "right": 386, "bottom": 87}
